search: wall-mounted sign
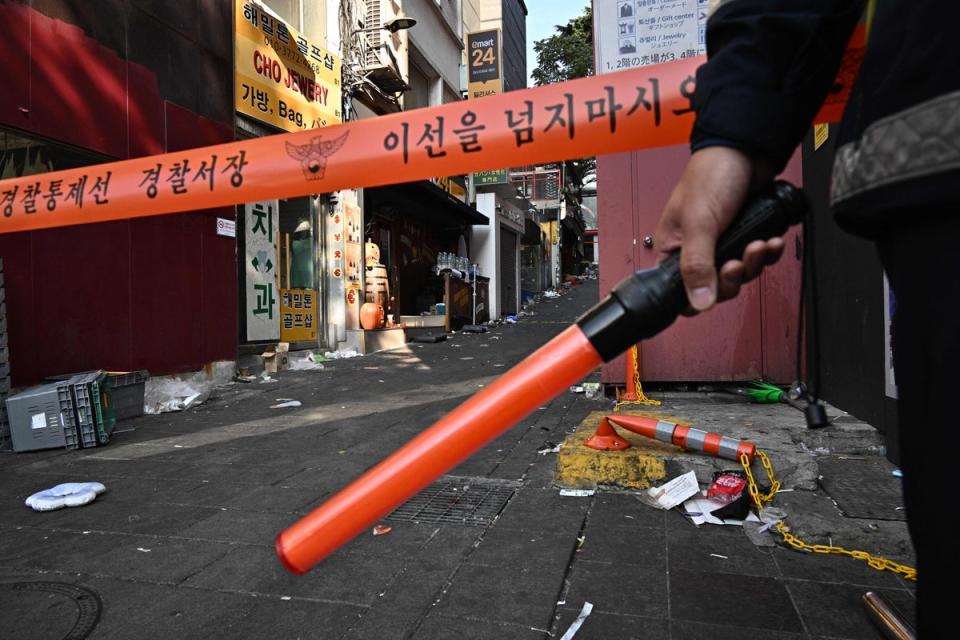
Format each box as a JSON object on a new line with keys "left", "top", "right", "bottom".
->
{"left": 435, "top": 175, "right": 467, "bottom": 202}
{"left": 280, "top": 288, "right": 318, "bottom": 342}
{"left": 216, "top": 217, "right": 236, "bottom": 237}
{"left": 343, "top": 201, "right": 362, "bottom": 330}
{"left": 466, "top": 29, "right": 502, "bottom": 99}
{"left": 235, "top": 1, "right": 342, "bottom": 132}
{"left": 245, "top": 200, "right": 279, "bottom": 341}
{"left": 595, "top": 0, "right": 707, "bottom": 74}
{"left": 474, "top": 169, "right": 508, "bottom": 185}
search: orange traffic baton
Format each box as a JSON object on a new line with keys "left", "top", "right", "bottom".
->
{"left": 586, "top": 414, "right": 756, "bottom": 462}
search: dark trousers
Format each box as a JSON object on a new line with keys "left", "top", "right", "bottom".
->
{"left": 876, "top": 215, "right": 960, "bottom": 636}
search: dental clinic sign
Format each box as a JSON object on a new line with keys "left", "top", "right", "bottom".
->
{"left": 235, "top": 1, "right": 342, "bottom": 132}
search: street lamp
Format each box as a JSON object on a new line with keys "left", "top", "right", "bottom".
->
{"left": 354, "top": 17, "right": 417, "bottom": 35}
{"left": 382, "top": 17, "right": 416, "bottom": 33}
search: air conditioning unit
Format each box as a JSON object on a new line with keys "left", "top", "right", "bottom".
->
{"left": 362, "top": 0, "right": 409, "bottom": 94}
{"left": 365, "top": 0, "right": 383, "bottom": 68}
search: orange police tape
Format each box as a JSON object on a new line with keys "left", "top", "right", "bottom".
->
{"left": 0, "top": 47, "right": 857, "bottom": 235}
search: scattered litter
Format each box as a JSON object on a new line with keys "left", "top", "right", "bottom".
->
{"left": 235, "top": 374, "right": 257, "bottom": 383}
{"left": 378, "top": 380, "right": 385, "bottom": 383}
{"left": 494, "top": 364, "right": 505, "bottom": 367}
{"left": 25, "top": 482, "right": 107, "bottom": 512}
{"left": 504, "top": 315, "right": 518, "bottom": 323}
{"left": 642, "top": 471, "right": 700, "bottom": 510}
{"left": 559, "top": 602, "right": 593, "bottom": 640}
{"left": 559, "top": 489, "right": 595, "bottom": 497}
{"left": 372, "top": 525, "right": 392, "bottom": 536}
{"left": 709, "top": 553, "right": 728, "bottom": 560}
{"left": 259, "top": 372, "right": 277, "bottom": 384}
{"left": 706, "top": 471, "right": 748, "bottom": 504}
{"left": 270, "top": 400, "right": 302, "bottom": 409}
{"left": 136, "top": 547, "right": 152, "bottom": 553}
{"left": 280, "top": 596, "right": 292, "bottom": 601}
{"left": 289, "top": 352, "right": 325, "bottom": 371}
{"left": 537, "top": 442, "right": 562, "bottom": 455}
{"left": 543, "top": 290, "right": 561, "bottom": 299}
{"left": 323, "top": 349, "right": 361, "bottom": 359}
{"left": 576, "top": 535, "right": 586, "bottom": 550}
{"left": 569, "top": 386, "right": 585, "bottom": 394}
{"left": 460, "top": 357, "right": 475, "bottom": 361}
{"left": 582, "top": 383, "right": 602, "bottom": 399}
{"left": 338, "top": 450, "right": 347, "bottom": 455}
{"left": 144, "top": 376, "right": 208, "bottom": 414}
{"left": 892, "top": 469, "right": 903, "bottom": 478}
{"left": 743, "top": 521, "right": 777, "bottom": 547}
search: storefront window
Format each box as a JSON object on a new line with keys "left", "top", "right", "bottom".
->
{"left": 278, "top": 197, "right": 315, "bottom": 290}
{"left": 1, "top": 130, "right": 106, "bottom": 180}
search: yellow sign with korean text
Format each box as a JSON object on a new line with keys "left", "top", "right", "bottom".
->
{"left": 235, "top": 1, "right": 342, "bottom": 132}
{"left": 280, "top": 288, "right": 318, "bottom": 342}
{"left": 435, "top": 176, "right": 467, "bottom": 202}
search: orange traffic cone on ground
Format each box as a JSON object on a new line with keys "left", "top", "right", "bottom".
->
{"left": 585, "top": 414, "right": 756, "bottom": 462}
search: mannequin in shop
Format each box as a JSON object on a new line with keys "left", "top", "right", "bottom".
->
{"left": 290, "top": 219, "right": 314, "bottom": 289}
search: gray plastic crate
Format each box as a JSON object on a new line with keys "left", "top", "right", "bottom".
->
{"left": 66, "top": 371, "right": 111, "bottom": 445}
{"left": 67, "top": 375, "right": 98, "bottom": 449}
{"left": 4, "top": 382, "right": 75, "bottom": 452}
{"left": 108, "top": 370, "right": 148, "bottom": 420}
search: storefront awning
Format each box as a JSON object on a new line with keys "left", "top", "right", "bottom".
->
{"left": 366, "top": 181, "right": 489, "bottom": 228}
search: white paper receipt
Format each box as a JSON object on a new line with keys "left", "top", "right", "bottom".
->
{"left": 31, "top": 413, "right": 47, "bottom": 430}
{"left": 647, "top": 471, "right": 700, "bottom": 510}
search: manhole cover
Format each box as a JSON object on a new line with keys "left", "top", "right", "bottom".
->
{"left": 0, "top": 581, "right": 101, "bottom": 640}
{"left": 385, "top": 475, "right": 519, "bottom": 525}
{"left": 818, "top": 457, "right": 907, "bottom": 521}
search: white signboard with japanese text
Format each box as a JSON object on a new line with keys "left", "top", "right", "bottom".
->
{"left": 595, "top": 0, "right": 708, "bottom": 74}
{"left": 245, "top": 200, "right": 280, "bottom": 341}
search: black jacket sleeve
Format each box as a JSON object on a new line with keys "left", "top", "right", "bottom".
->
{"left": 691, "top": 0, "right": 863, "bottom": 172}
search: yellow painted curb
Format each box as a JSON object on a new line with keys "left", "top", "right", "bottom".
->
{"left": 555, "top": 410, "right": 692, "bottom": 490}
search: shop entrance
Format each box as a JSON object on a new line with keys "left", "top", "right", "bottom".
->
{"left": 240, "top": 195, "right": 326, "bottom": 350}
{"left": 500, "top": 227, "right": 518, "bottom": 316}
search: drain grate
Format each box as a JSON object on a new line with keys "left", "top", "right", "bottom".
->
{"left": 385, "top": 475, "right": 519, "bottom": 525}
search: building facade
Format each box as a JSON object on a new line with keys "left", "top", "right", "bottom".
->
{"left": 0, "top": 0, "right": 236, "bottom": 386}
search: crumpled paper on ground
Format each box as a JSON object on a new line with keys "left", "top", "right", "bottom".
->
{"left": 323, "top": 349, "right": 361, "bottom": 359}
{"left": 144, "top": 376, "right": 211, "bottom": 414}
{"left": 288, "top": 352, "right": 325, "bottom": 370}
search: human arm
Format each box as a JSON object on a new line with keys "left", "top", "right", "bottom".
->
{"left": 656, "top": 0, "right": 863, "bottom": 310}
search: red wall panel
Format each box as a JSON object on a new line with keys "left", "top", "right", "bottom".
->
{"left": 29, "top": 12, "right": 128, "bottom": 159}
{"left": 28, "top": 221, "right": 132, "bottom": 380}
{"left": 597, "top": 145, "right": 803, "bottom": 385}
{"left": 0, "top": 2, "right": 31, "bottom": 129}
{"left": 0, "top": 3, "right": 237, "bottom": 385}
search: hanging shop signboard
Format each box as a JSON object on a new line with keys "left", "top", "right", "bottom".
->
{"left": 245, "top": 200, "right": 280, "bottom": 341}
{"left": 235, "top": 1, "right": 342, "bottom": 131}
{"left": 466, "top": 29, "right": 503, "bottom": 99}
{"left": 280, "top": 288, "right": 318, "bottom": 342}
{"left": 595, "top": 0, "right": 708, "bottom": 74}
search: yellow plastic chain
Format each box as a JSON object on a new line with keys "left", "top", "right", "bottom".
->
{"left": 740, "top": 450, "right": 917, "bottom": 582}
{"left": 614, "top": 345, "right": 661, "bottom": 410}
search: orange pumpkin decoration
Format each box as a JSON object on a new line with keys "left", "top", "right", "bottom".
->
{"left": 360, "top": 302, "right": 385, "bottom": 330}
